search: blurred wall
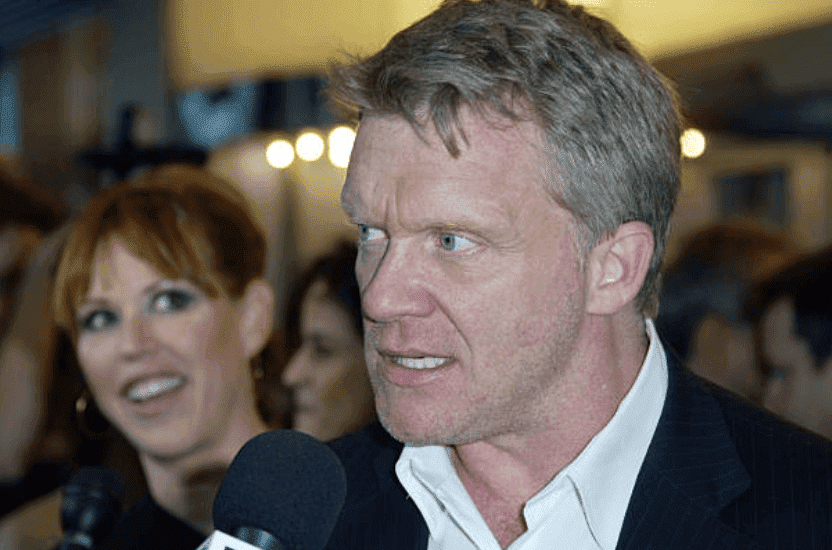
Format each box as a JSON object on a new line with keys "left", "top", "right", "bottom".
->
{"left": 670, "top": 137, "right": 832, "bottom": 264}
{"left": 656, "top": 19, "right": 832, "bottom": 265}
{"left": 102, "top": 0, "right": 174, "bottom": 144}
{"left": 4, "top": 0, "right": 832, "bottom": 280}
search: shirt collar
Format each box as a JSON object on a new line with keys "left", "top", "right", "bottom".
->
{"left": 553, "top": 318, "right": 668, "bottom": 549}
{"left": 396, "top": 319, "right": 668, "bottom": 550}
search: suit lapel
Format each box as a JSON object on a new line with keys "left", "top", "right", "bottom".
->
{"left": 616, "top": 355, "right": 761, "bottom": 550}
{"left": 356, "top": 356, "right": 766, "bottom": 550}
{"left": 370, "top": 424, "right": 430, "bottom": 550}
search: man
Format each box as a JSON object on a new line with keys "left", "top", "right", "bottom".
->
{"left": 325, "top": 1, "right": 832, "bottom": 548}
{"left": 745, "top": 245, "right": 832, "bottom": 439}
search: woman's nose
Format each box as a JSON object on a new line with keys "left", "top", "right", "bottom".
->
{"left": 282, "top": 348, "right": 312, "bottom": 387}
{"left": 120, "top": 314, "right": 155, "bottom": 360}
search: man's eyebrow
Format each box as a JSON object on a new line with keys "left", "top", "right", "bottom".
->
{"left": 340, "top": 181, "right": 360, "bottom": 220}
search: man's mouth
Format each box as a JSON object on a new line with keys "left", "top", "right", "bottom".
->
{"left": 390, "top": 356, "right": 452, "bottom": 370}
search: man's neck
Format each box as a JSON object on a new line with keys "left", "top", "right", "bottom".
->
{"left": 449, "top": 313, "right": 648, "bottom": 548}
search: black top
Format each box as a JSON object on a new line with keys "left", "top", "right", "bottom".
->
{"left": 325, "top": 352, "right": 832, "bottom": 550}
{"left": 98, "top": 495, "right": 204, "bottom": 550}
{"left": 0, "top": 462, "right": 70, "bottom": 519}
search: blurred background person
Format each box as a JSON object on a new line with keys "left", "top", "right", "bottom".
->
{"left": 51, "top": 164, "right": 288, "bottom": 548}
{"left": 282, "top": 241, "right": 375, "bottom": 442}
{"left": 0, "top": 170, "right": 68, "bottom": 484}
{"left": 745, "top": 245, "right": 832, "bottom": 439}
{"left": 656, "top": 221, "right": 799, "bottom": 401}
{"left": 0, "top": 169, "right": 72, "bottom": 549}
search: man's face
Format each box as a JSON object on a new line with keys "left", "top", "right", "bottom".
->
{"left": 341, "top": 111, "right": 589, "bottom": 446}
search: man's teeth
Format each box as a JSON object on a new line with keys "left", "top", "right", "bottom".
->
{"left": 392, "top": 357, "right": 449, "bottom": 369}
{"left": 127, "top": 376, "right": 185, "bottom": 402}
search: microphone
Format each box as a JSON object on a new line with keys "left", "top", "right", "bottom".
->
{"left": 59, "top": 466, "right": 124, "bottom": 550}
{"left": 198, "top": 430, "right": 347, "bottom": 550}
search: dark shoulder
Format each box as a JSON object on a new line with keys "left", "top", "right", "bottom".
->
{"left": 327, "top": 422, "right": 404, "bottom": 503}
{"left": 696, "top": 374, "right": 832, "bottom": 516}
{"left": 706, "top": 376, "right": 832, "bottom": 459}
{"left": 704, "top": 380, "right": 832, "bottom": 545}
{"left": 328, "top": 421, "right": 403, "bottom": 460}
{"left": 98, "top": 495, "right": 204, "bottom": 550}
{"left": 325, "top": 423, "right": 428, "bottom": 549}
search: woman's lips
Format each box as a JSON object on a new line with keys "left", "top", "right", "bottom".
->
{"left": 120, "top": 373, "right": 188, "bottom": 418}
{"left": 292, "top": 394, "right": 319, "bottom": 414}
{"left": 127, "top": 376, "right": 185, "bottom": 403}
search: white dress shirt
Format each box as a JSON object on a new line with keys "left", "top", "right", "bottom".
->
{"left": 396, "top": 319, "right": 669, "bottom": 550}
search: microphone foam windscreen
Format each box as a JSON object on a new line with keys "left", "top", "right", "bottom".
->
{"left": 213, "top": 430, "right": 347, "bottom": 550}
{"left": 66, "top": 466, "right": 125, "bottom": 498}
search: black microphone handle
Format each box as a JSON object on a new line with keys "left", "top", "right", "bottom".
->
{"left": 58, "top": 531, "right": 94, "bottom": 550}
{"left": 235, "top": 527, "right": 285, "bottom": 550}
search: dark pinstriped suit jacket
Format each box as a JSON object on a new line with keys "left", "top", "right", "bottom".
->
{"left": 325, "top": 352, "right": 832, "bottom": 549}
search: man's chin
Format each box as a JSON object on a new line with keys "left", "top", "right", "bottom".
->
{"left": 378, "top": 412, "right": 482, "bottom": 448}
{"left": 379, "top": 413, "right": 444, "bottom": 446}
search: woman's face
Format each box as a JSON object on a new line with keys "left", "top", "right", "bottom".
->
{"left": 761, "top": 297, "right": 832, "bottom": 439}
{"left": 282, "top": 280, "right": 374, "bottom": 441}
{"left": 75, "top": 239, "right": 260, "bottom": 459}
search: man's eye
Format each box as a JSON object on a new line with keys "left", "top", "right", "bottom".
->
{"left": 150, "top": 290, "right": 196, "bottom": 313}
{"left": 79, "top": 310, "right": 119, "bottom": 333}
{"left": 439, "top": 233, "right": 476, "bottom": 252}
{"left": 358, "top": 224, "right": 385, "bottom": 243}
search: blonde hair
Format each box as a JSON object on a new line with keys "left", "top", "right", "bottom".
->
{"left": 329, "top": 0, "right": 682, "bottom": 316}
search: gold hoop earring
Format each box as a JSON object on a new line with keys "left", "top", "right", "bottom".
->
{"left": 75, "top": 389, "right": 111, "bottom": 439}
{"left": 251, "top": 356, "right": 265, "bottom": 380}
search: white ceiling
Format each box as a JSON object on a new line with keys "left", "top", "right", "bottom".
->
{"left": 165, "top": 0, "right": 832, "bottom": 89}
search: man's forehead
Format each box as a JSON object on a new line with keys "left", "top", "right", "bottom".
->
{"left": 341, "top": 110, "right": 547, "bottom": 209}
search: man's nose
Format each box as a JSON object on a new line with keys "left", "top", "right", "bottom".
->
{"left": 359, "top": 240, "right": 433, "bottom": 324}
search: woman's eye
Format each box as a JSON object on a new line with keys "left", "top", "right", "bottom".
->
{"left": 358, "top": 224, "right": 385, "bottom": 244}
{"left": 312, "top": 343, "right": 334, "bottom": 359}
{"left": 439, "top": 233, "right": 476, "bottom": 252}
{"left": 768, "top": 366, "right": 792, "bottom": 383}
{"left": 79, "top": 310, "right": 119, "bottom": 333}
{"left": 150, "top": 290, "right": 195, "bottom": 313}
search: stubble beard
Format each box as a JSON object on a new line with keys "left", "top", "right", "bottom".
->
{"left": 369, "top": 300, "right": 586, "bottom": 448}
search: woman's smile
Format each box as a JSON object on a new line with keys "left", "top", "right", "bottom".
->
{"left": 76, "top": 239, "right": 255, "bottom": 458}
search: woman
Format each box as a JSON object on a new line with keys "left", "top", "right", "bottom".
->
{"left": 745, "top": 245, "right": 832, "bottom": 438}
{"left": 52, "top": 165, "right": 286, "bottom": 547}
{"left": 282, "top": 241, "right": 375, "bottom": 442}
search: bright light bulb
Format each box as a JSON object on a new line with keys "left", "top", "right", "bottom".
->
{"left": 296, "top": 132, "right": 325, "bottom": 162}
{"left": 680, "top": 128, "right": 706, "bottom": 159}
{"left": 328, "top": 126, "right": 356, "bottom": 169}
{"left": 266, "top": 139, "right": 294, "bottom": 169}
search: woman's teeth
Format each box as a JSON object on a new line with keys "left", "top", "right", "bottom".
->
{"left": 127, "top": 376, "right": 185, "bottom": 402}
{"left": 392, "top": 356, "right": 449, "bottom": 369}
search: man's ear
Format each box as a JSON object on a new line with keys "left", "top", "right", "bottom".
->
{"left": 238, "top": 279, "right": 275, "bottom": 358}
{"left": 585, "top": 221, "right": 654, "bottom": 315}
